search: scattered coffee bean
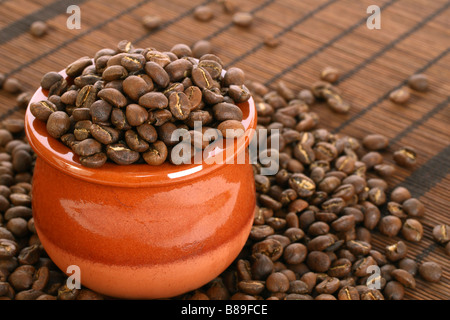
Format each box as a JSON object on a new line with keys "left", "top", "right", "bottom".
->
{"left": 418, "top": 262, "right": 442, "bottom": 283}
{"left": 389, "top": 87, "right": 410, "bottom": 104}
{"left": 393, "top": 146, "right": 417, "bottom": 167}
{"left": 142, "top": 15, "right": 162, "bottom": 30}
{"left": 30, "top": 21, "right": 48, "bottom": 37}
{"left": 407, "top": 73, "right": 428, "bottom": 92}
{"left": 194, "top": 6, "right": 214, "bottom": 21}
{"left": 320, "top": 67, "right": 340, "bottom": 83}
{"left": 232, "top": 12, "right": 253, "bottom": 27}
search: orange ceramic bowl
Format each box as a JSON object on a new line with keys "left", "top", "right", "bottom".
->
{"left": 25, "top": 70, "right": 257, "bottom": 299}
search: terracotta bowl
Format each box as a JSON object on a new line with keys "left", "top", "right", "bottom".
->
{"left": 24, "top": 69, "right": 257, "bottom": 299}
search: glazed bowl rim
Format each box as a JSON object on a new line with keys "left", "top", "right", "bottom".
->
{"left": 25, "top": 68, "right": 257, "bottom": 188}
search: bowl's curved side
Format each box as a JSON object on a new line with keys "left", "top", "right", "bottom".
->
{"left": 25, "top": 69, "right": 257, "bottom": 188}
{"left": 32, "top": 150, "right": 256, "bottom": 299}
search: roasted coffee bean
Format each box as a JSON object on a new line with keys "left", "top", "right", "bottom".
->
{"left": 139, "top": 92, "right": 168, "bottom": 110}
{"left": 368, "top": 187, "right": 386, "bottom": 206}
{"left": 432, "top": 224, "right": 450, "bottom": 244}
{"left": 193, "top": 5, "right": 214, "bottom": 21}
{"left": 30, "top": 100, "right": 57, "bottom": 122}
{"left": 125, "top": 130, "right": 149, "bottom": 153}
{"left": 283, "top": 243, "right": 307, "bottom": 264}
{"left": 122, "top": 75, "right": 153, "bottom": 101}
{"left": 72, "top": 138, "right": 102, "bottom": 157}
{"left": 121, "top": 54, "right": 145, "bottom": 72}
{"left": 401, "top": 219, "right": 423, "bottom": 242}
{"left": 217, "top": 120, "right": 245, "bottom": 139}
{"left": 251, "top": 253, "right": 274, "bottom": 280}
{"left": 145, "top": 61, "right": 170, "bottom": 88}
{"left": 328, "top": 258, "right": 352, "bottom": 278}
{"left": 232, "top": 12, "right": 253, "bottom": 27}
{"left": 74, "top": 120, "right": 92, "bottom": 140}
{"left": 385, "top": 241, "right": 408, "bottom": 262}
{"left": 331, "top": 215, "right": 355, "bottom": 232}
{"left": 393, "top": 146, "right": 417, "bottom": 167}
{"left": 389, "top": 87, "right": 410, "bottom": 104}
{"left": 407, "top": 73, "right": 428, "bottom": 92}
{"left": 384, "top": 281, "right": 404, "bottom": 300}
{"left": 419, "top": 262, "right": 442, "bottom": 283}
{"left": 346, "top": 240, "right": 371, "bottom": 256}
{"left": 46, "top": 111, "right": 70, "bottom": 139}
{"left": 391, "top": 269, "right": 416, "bottom": 289}
{"left": 97, "top": 88, "right": 127, "bottom": 108}
{"left": 378, "top": 215, "right": 402, "bottom": 237}
{"left": 169, "top": 92, "right": 191, "bottom": 120}
{"left": 398, "top": 258, "right": 418, "bottom": 276}
{"left": 390, "top": 187, "right": 411, "bottom": 204}
{"left": 89, "top": 100, "right": 112, "bottom": 124}
{"left": 102, "top": 65, "right": 128, "bottom": 81}
{"left": 79, "top": 152, "right": 107, "bottom": 168}
{"left": 142, "top": 15, "right": 162, "bottom": 30}
{"left": 361, "top": 151, "right": 383, "bottom": 169}
{"left": 72, "top": 108, "right": 91, "bottom": 122}
{"left": 402, "top": 198, "right": 424, "bottom": 217}
{"left": 126, "top": 104, "right": 148, "bottom": 127}
{"left": 192, "top": 40, "right": 212, "bottom": 59}
{"left": 111, "top": 108, "right": 131, "bottom": 131}
{"left": 362, "top": 134, "right": 389, "bottom": 150}
{"left": 165, "top": 59, "right": 193, "bottom": 82}
{"left": 106, "top": 143, "right": 140, "bottom": 165}
{"left": 40, "top": 72, "right": 63, "bottom": 90}
{"left": 293, "top": 143, "right": 315, "bottom": 165}
{"left": 289, "top": 173, "right": 315, "bottom": 198}
{"left": 90, "top": 124, "right": 119, "bottom": 145}
{"left": 142, "top": 141, "right": 168, "bottom": 165}
{"left": 374, "top": 163, "right": 396, "bottom": 177}
{"left": 30, "top": 20, "right": 47, "bottom": 37}
{"left": 191, "top": 66, "right": 214, "bottom": 90}
{"left": 321, "top": 66, "right": 340, "bottom": 83}
{"left": 306, "top": 251, "right": 331, "bottom": 273}
{"left": 66, "top": 57, "right": 92, "bottom": 77}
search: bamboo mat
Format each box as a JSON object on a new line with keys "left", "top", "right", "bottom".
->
{"left": 0, "top": 0, "right": 449, "bottom": 300}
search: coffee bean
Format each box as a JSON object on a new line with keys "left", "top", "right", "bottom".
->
{"left": 170, "top": 44, "right": 192, "bottom": 58}
{"left": 192, "top": 40, "right": 212, "bottom": 59}
{"left": 390, "top": 187, "right": 411, "bottom": 204}
{"left": 72, "top": 138, "right": 102, "bottom": 157}
{"left": 391, "top": 269, "right": 416, "bottom": 289}
{"left": 306, "top": 251, "right": 330, "bottom": 273}
{"left": 142, "top": 15, "right": 162, "bottom": 30}
{"left": 145, "top": 61, "right": 170, "bottom": 88}
{"left": 432, "top": 224, "right": 450, "bottom": 244}
{"left": 398, "top": 258, "right": 418, "bottom": 276}
{"left": 384, "top": 281, "right": 404, "bottom": 300}
{"left": 46, "top": 111, "right": 70, "bottom": 139}
{"left": 362, "top": 134, "right": 389, "bottom": 150}
{"left": 168, "top": 92, "right": 191, "bottom": 120}
{"left": 378, "top": 215, "right": 402, "bottom": 237}
{"left": 66, "top": 57, "right": 92, "bottom": 77}
{"left": 194, "top": 5, "right": 214, "bottom": 21}
{"left": 30, "top": 21, "right": 47, "bottom": 37}
{"left": 79, "top": 152, "right": 107, "bottom": 168}
{"left": 389, "top": 87, "right": 410, "bottom": 104}
{"left": 402, "top": 198, "right": 424, "bottom": 217}
{"left": 401, "top": 219, "right": 423, "bottom": 242}
{"left": 385, "top": 240, "right": 408, "bottom": 262}
{"left": 418, "top": 262, "right": 442, "bottom": 283}
{"left": 142, "top": 141, "right": 168, "bottom": 166}
{"left": 97, "top": 88, "right": 127, "bottom": 108}
{"left": 30, "top": 100, "right": 56, "bottom": 122}
{"left": 407, "top": 73, "right": 428, "bottom": 92}
{"left": 232, "top": 12, "right": 253, "bottom": 27}
{"left": 393, "top": 146, "right": 417, "bottom": 167}
{"left": 320, "top": 67, "right": 339, "bottom": 83}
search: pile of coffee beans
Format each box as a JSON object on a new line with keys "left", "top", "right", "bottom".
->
{"left": 30, "top": 40, "right": 252, "bottom": 168}
{"left": 175, "top": 74, "right": 445, "bottom": 300}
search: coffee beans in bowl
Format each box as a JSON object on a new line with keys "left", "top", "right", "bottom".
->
{"left": 30, "top": 40, "right": 251, "bottom": 168}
